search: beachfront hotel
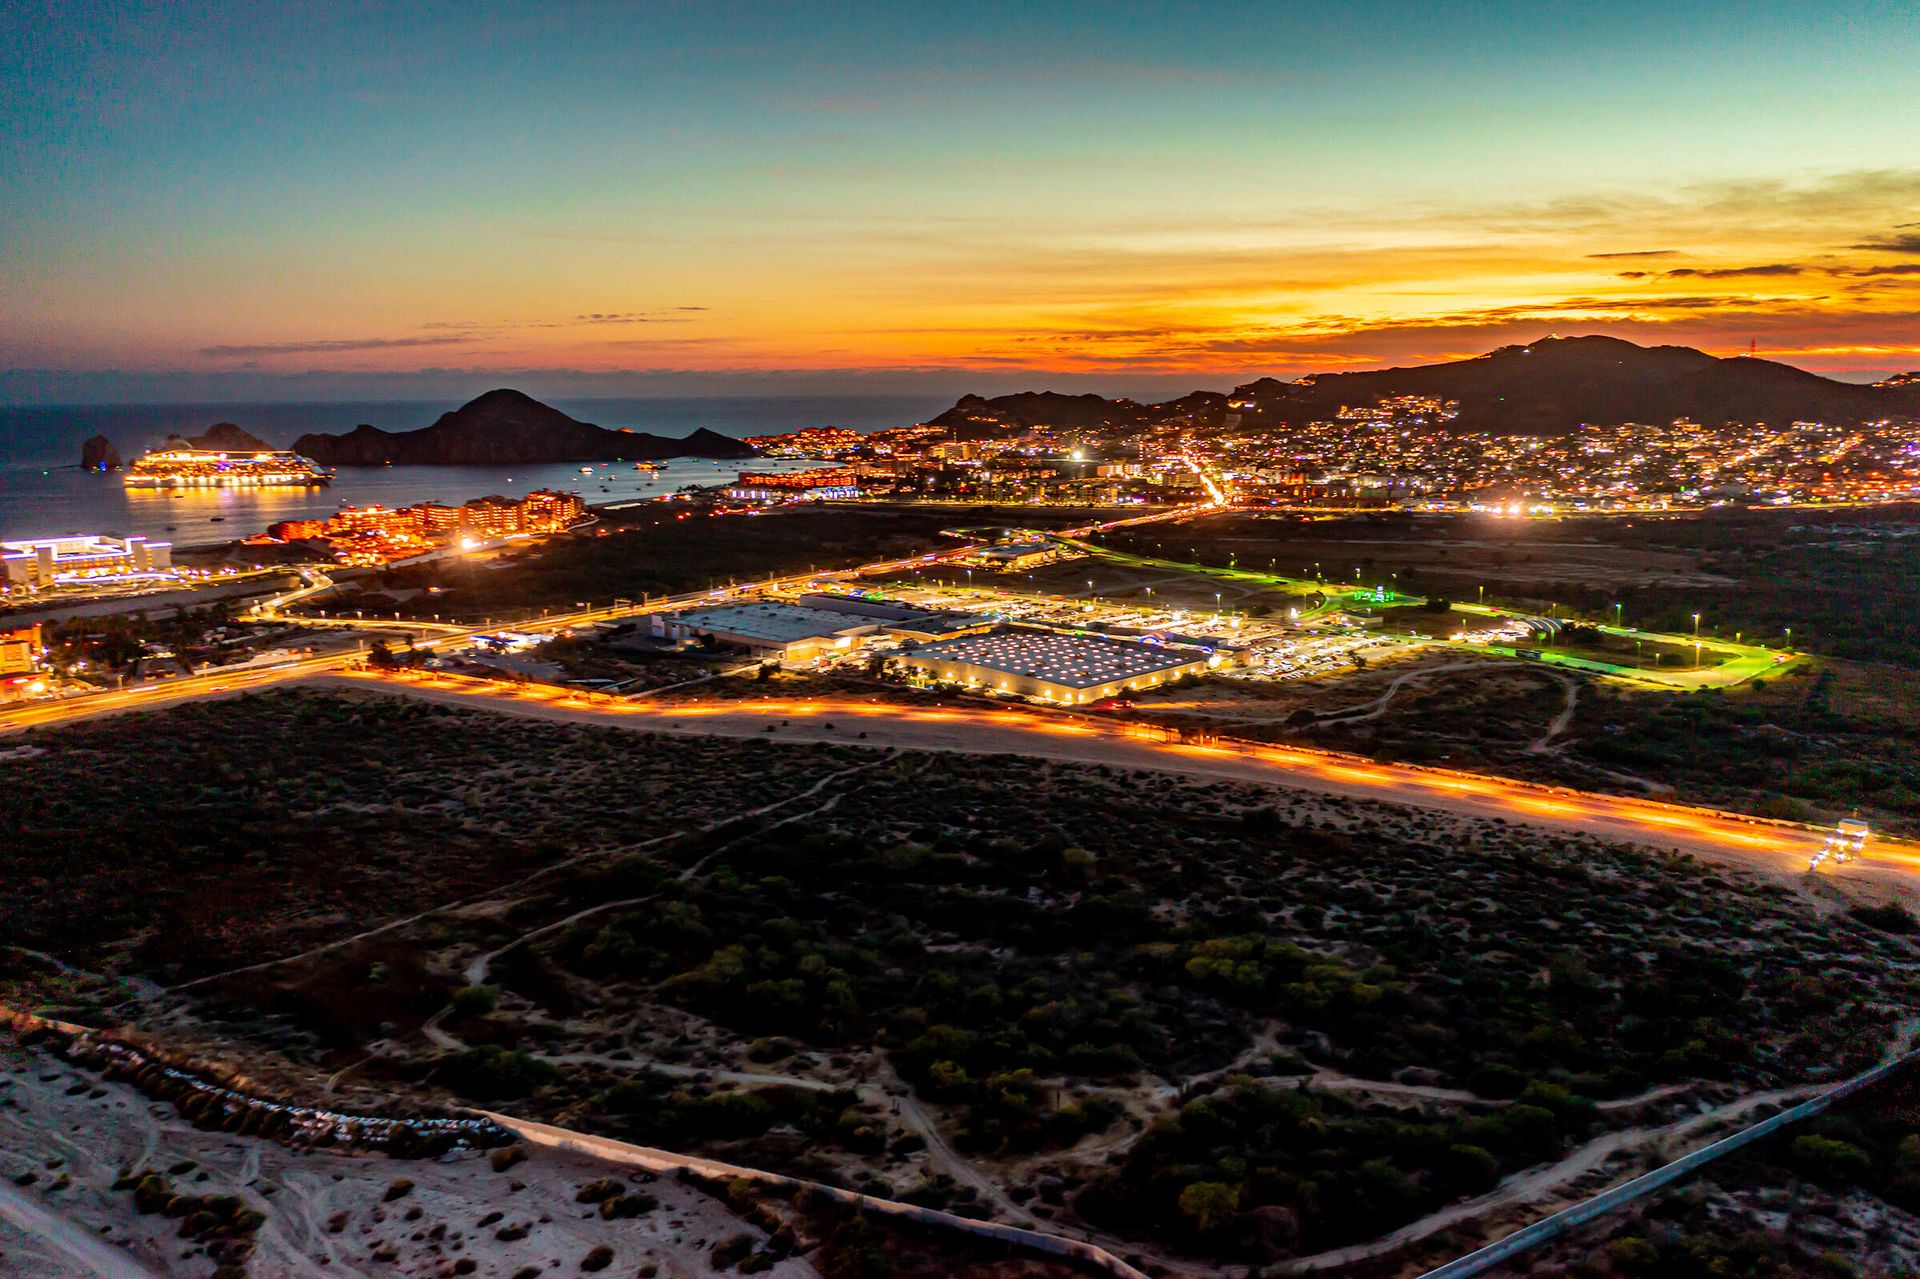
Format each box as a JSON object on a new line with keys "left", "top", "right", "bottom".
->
{"left": 1, "top": 534, "right": 175, "bottom": 589}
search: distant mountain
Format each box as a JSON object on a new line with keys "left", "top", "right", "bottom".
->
{"left": 924, "top": 337, "right": 1920, "bottom": 436}
{"left": 169, "top": 422, "right": 272, "bottom": 452}
{"left": 1228, "top": 336, "right": 1920, "bottom": 432}
{"left": 927, "top": 389, "right": 1227, "bottom": 436}
{"left": 291, "top": 389, "right": 759, "bottom": 466}
{"left": 80, "top": 421, "right": 267, "bottom": 469}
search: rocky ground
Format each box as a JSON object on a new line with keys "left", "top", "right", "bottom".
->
{"left": 0, "top": 1030, "right": 814, "bottom": 1279}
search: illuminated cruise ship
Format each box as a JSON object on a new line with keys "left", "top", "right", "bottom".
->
{"left": 124, "top": 447, "right": 332, "bottom": 488}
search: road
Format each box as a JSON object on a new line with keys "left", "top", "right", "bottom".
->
{"left": 306, "top": 669, "right": 1918, "bottom": 886}
{"left": 0, "top": 497, "right": 1223, "bottom": 738}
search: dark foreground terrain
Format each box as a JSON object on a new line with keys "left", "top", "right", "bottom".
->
{"left": 6, "top": 688, "right": 1918, "bottom": 1274}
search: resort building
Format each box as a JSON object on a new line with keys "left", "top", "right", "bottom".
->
{"left": 0, "top": 625, "right": 39, "bottom": 676}
{"left": 726, "top": 469, "right": 865, "bottom": 502}
{"left": 0, "top": 535, "right": 174, "bottom": 589}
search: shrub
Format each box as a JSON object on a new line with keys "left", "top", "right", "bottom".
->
{"left": 450, "top": 985, "right": 498, "bottom": 1016}
{"left": 1788, "top": 1134, "right": 1872, "bottom": 1188}
{"left": 437, "top": 1045, "right": 557, "bottom": 1100}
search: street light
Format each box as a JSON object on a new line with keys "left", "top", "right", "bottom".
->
{"left": 1692, "top": 611, "right": 1701, "bottom": 637}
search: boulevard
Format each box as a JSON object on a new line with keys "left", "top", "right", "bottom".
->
{"left": 309, "top": 668, "right": 1920, "bottom": 888}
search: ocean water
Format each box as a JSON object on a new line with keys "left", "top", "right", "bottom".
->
{"left": 0, "top": 395, "right": 939, "bottom": 546}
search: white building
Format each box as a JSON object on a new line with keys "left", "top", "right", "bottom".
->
{"left": 1, "top": 535, "right": 174, "bottom": 589}
{"left": 651, "top": 602, "right": 884, "bottom": 662}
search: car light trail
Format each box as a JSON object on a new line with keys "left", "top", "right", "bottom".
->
{"left": 292, "top": 672, "right": 1920, "bottom": 884}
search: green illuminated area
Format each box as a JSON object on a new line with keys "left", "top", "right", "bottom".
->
{"left": 1072, "top": 536, "right": 1791, "bottom": 690}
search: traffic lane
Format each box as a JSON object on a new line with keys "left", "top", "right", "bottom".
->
{"left": 320, "top": 674, "right": 1914, "bottom": 887}
{"left": 0, "top": 658, "right": 340, "bottom": 734}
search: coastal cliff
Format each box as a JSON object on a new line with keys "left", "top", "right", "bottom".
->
{"left": 80, "top": 435, "right": 122, "bottom": 471}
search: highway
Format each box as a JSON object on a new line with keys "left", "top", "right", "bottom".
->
{"left": 303, "top": 669, "right": 1919, "bottom": 888}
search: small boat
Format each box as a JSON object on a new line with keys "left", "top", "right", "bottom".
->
{"left": 210, "top": 516, "right": 226, "bottom": 523}
{"left": 579, "top": 466, "right": 594, "bottom": 474}
{"left": 633, "top": 461, "right": 664, "bottom": 472}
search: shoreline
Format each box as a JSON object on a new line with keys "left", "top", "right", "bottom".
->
{"left": 0, "top": 455, "right": 829, "bottom": 549}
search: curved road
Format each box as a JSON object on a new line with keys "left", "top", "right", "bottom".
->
{"left": 316, "top": 670, "right": 1919, "bottom": 887}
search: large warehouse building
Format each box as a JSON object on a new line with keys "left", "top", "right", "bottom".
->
{"left": 652, "top": 597, "right": 994, "bottom": 663}
{"left": 896, "top": 627, "right": 1210, "bottom": 704}
{"left": 651, "top": 601, "right": 884, "bottom": 661}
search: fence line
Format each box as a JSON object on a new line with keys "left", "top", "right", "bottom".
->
{"left": 1413, "top": 1049, "right": 1918, "bottom": 1279}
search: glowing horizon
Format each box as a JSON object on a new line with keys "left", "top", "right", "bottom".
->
{"left": 6, "top": 1, "right": 1920, "bottom": 398}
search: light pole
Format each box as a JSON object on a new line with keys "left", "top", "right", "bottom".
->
{"left": 1692, "top": 611, "right": 1700, "bottom": 637}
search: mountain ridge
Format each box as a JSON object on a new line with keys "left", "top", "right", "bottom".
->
{"left": 925, "top": 336, "right": 1920, "bottom": 435}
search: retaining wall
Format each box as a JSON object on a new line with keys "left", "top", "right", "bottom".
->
{"left": 480, "top": 1109, "right": 1157, "bottom": 1279}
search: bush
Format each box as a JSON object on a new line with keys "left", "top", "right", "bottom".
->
{"left": 1177, "top": 1181, "right": 1240, "bottom": 1235}
{"left": 1849, "top": 902, "right": 1918, "bottom": 935}
{"left": 1466, "top": 1062, "right": 1528, "bottom": 1099}
{"left": 450, "top": 985, "right": 498, "bottom": 1016}
{"left": 821, "top": 1212, "right": 891, "bottom": 1279}
{"left": 437, "top": 1045, "right": 557, "bottom": 1100}
{"left": 1789, "top": 1134, "right": 1872, "bottom": 1188}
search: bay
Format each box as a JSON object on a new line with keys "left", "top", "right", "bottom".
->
{"left": 0, "top": 395, "right": 937, "bottom": 546}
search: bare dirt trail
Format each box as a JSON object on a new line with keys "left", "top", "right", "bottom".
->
{"left": 176, "top": 753, "right": 879, "bottom": 995}
{"left": 0, "top": 1176, "right": 167, "bottom": 1279}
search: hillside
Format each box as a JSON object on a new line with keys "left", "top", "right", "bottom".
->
{"left": 171, "top": 422, "right": 272, "bottom": 452}
{"left": 291, "top": 389, "right": 758, "bottom": 465}
{"left": 925, "top": 337, "right": 1920, "bottom": 435}
{"left": 927, "top": 389, "right": 1227, "bottom": 435}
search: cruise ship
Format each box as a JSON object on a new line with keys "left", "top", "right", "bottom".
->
{"left": 124, "top": 447, "right": 332, "bottom": 488}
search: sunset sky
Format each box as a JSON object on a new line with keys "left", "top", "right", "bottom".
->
{"left": 6, "top": 0, "right": 1920, "bottom": 400}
